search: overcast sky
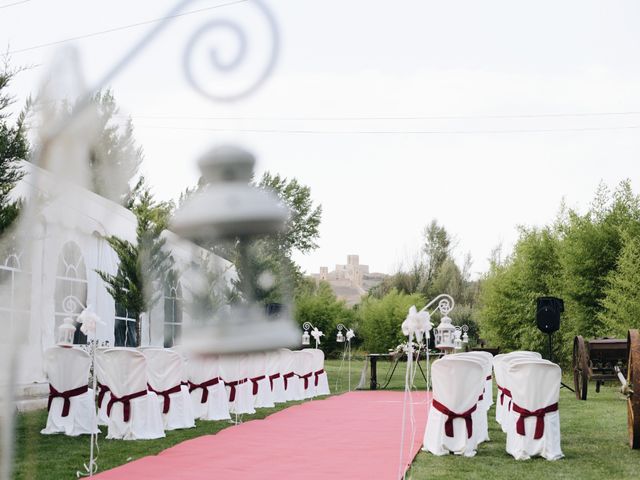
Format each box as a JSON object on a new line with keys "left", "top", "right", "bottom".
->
{"left": 3, "top": 0, "right": 640, "bottom": 277}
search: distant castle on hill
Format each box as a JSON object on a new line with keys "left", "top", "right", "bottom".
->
{"left": 310, "top": 255, "right": 387, "bottom": 306}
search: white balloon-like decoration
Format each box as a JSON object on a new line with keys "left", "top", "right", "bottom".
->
{"left": 401, "top": 305, "right": 432, "bottom": 344}
{"left": 76, "top": 306, "right": 105, "bottom": 337}
{"left": 346, "top": 329, "right": 355, "bottom": 342}
{"left": 310, "top": 327, "right": 324, "bottom": 345}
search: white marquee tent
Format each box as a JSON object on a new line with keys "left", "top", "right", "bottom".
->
{"left": 3, "top": 162, "right": 234, "bottom": 407}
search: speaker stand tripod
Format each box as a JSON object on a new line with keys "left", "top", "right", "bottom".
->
{"left": 547, "top": 332, "right": 574, "bottom": 392}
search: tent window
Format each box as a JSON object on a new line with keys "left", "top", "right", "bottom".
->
{"left": 114, "top": 303, "right": 137, "bottom": 347}
{"left": 0, "top": 251, "right": 30, "bottom": 338}
{"left": 54, "top": 242, "right": 88, "bottom": 344}
{"left": 163, "top": 281, "right": 183, "bottom": 347}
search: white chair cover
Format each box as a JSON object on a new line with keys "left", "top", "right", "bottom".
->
{"left": 501, "top": 358, "right": 555, "bottom": 436}
{"left": 143, "top": 348, "right": 195, "bottom": 430}
{"left": 266, "top": 350, "right": 287, "bottom": 403}
{"left": 493, "top": 351, "right": 542, "bottom": 428}
{"left": 306, "top": 348, "right": 330, "bottom": 397}
{"left": 293, "top": 350, "right": 315, "bottom": 400}
{"left": 219, "top": 354, "right": 255, "bottom": 415}
{"left": 95, "top": 347, "right": 110, "bottom": 427}
{"left": 98, "top": 348, "right": 165, "bottom": 440}
{"left": 247, "top": 352, "right": 274, "bottom": 409}
{"left": 40, "top": 347, "right": 98, "bottom": 437}
{"left": 183, "top": 353, "right": 230, "bottom": 421}
{"left": 458, "top": 351, "right": 494, "bottom": 408}
{"left": 504, "top": 360, "right": 563, "bottom": 461}
{"left": 440, "top": 355, "right": 490, "bottom": 444}
{"left": 423, "top": 358, "right": 485, "bottom": 457}
{"left": 279, "top": 349, "right": 303, "bottom": 401}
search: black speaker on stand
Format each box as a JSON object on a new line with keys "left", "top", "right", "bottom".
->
{"left": 536, "top": 296, "right": 574, "bottom": 392}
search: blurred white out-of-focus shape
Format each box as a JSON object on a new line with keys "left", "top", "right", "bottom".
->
{"left": 171, "top": 145, "right": 301, "bottom": 354}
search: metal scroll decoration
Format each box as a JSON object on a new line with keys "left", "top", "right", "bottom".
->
{"left": 183, "top": 0, "right": 280, "bottom": 102}
{"left": 40, "top": 0, "right": 280, "bottom": 146}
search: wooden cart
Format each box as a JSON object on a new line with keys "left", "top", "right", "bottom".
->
{"left": 624, "top": 330, "right": 640, "bottom": 449}
{"left": 572, "top": 336, "right": 627, "bottom": 400}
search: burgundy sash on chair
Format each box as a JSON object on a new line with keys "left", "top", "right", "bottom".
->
{"left": 432, "top": 399, "right": 477, "bottom": 438}
{"left": 250, "top": 376, "right": 266, "bottom": 395}
{"left": 297, "top": 372, "right": 313, "bottom": 390}
{"left": 498, "top": 385, "right": 512, "bottom": 409}
{"left": 314, "top": 369, "right": 325, "bottom": 387}
{"left": 48, "top": 385, "right": 89, "bottom": 417}
{"left": 225, "top": 379, "right": 248, "bottom": 402}
{"left": 107, "top": 389, "right": 148, "bottom": 422}
{"left": 97, "top": 382, "right": 110, "bottom": 409}
{"left": 188, "top": 377, "right": 220, "bottom": 404}
{"left": 268, "top": 373, "right": 280, "bottom": 390}
{"left": 147, "top": 383, "right": 183, "bottom": 414}
{"left": 512, "top": 402, "right": 559, "bottom": 439}
{"left": 282, "top": 372, "right": 295, "bottom": 390}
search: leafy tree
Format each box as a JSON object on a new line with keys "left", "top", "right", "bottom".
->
{"left": 97, "top": 179, "right": 174, "bottom": 345}
{"left": 257, "top": 172, "right": 322, "bottom": 256}
{"left": 421, "top": 219, "right": 452, "bottom": 294}
{"left": 0, "top": 64, "right": 29, "bottom": 234}
{"left": 477, "top": 227, "right": 563, "bottom": 358}
{"left": 558, "top": 180, "right": 640, "bottom": 339}
{"left": 430, "top": 258, "right": 464, "bottom": 301}
{"left": 600, "top": 232, "right": 640, "bottom": 335}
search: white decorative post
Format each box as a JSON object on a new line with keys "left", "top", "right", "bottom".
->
{"left": 302, "top": 322, "right": 323, "bottom": 349}
{"left": 336, "top": 324, "right": 355, "bottom": 391}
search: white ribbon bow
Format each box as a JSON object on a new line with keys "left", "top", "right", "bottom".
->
{"left": 77, "top": 306, "right": 105, "bottom": 336}
{"left": 401, "top": 305, "right": 432, "bottom": 343}
{"left": 346, "top": 329, "right": 355, "bottom": 341}
{"left": 310, "top": 327, "right": 324, "bottom": 344}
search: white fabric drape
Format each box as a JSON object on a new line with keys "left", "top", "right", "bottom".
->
{"left": 143, "top": 348, "right": 195, "bottom": 430}
{"left": 219, "top": 354, "right": 255, "bottom": 415}
{"left": 97, "top": 348, "right": 165, "bottom": 440}
{"left": 493, "top": 351, "right": 542, "bottom": 428}
{"left": 306, "top": 348, "right": 330, "bottom": 397}
{"left": 504, "top": 359, "right": 563, "bottom": 461}
{"left": 423, "top": 358, "right": 485, "bottom": 457}
{"left": 40, "top": 346, "right": 98, "bottom": 436}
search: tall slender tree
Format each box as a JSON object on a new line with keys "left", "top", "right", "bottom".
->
{"left": 97, "top": 179, "right": 174, "bottom": 346}
{"left": 0, "top": 64, "right": 29, "bottom": 234}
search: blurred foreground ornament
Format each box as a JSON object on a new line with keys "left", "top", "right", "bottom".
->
{"left": 171, "top": 145, "right": 300, "bottom": 354}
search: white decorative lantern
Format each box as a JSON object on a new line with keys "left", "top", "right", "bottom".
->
{"left": 435, "top": 315, "right": 456, "bottom": 351}
{"left": 57, "top": 317, "right": 76, "bottom": 347}
{"left": 454, "top": 328, "right": 463, "bottom": 350}
{"left": 302, "top": 330, "right": 310, "bottom": 346}
{"left": 336, "top": 330, "right": 345, "bottom": 343}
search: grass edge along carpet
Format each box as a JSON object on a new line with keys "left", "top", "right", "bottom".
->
{"left": 94, "top": 391, "right": 430, "bottom": 480}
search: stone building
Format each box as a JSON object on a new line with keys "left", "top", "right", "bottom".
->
{"left": 312, "top": 255, "right": 386, "bottom": 306}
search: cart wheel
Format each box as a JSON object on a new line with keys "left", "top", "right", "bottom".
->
{"left": 627, "top": 330, "right": 640, "bottom": 449}
{"left": 573, "top": 336, "right": 589, "bottom": 400}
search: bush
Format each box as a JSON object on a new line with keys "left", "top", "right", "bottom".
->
{"left": 293, "top": 280, "right": 355, "bottom": 356}
{"left": 358, "top": 289, "right": 424, "bottom": 353}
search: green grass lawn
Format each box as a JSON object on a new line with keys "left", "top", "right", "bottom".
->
{"left": 11, "top": 356, "right": 640, "bottom": 479}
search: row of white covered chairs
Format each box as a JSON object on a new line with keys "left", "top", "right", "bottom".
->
{"left": 423, "top": 350, "right": 563, "bottom": 461}
{"left": 40, "top": 346, "right": 329, "bottom": 440}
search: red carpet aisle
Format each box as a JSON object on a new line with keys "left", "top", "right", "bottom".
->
{"left": 95, "top": 391, "right": 430, "bottom": 480}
